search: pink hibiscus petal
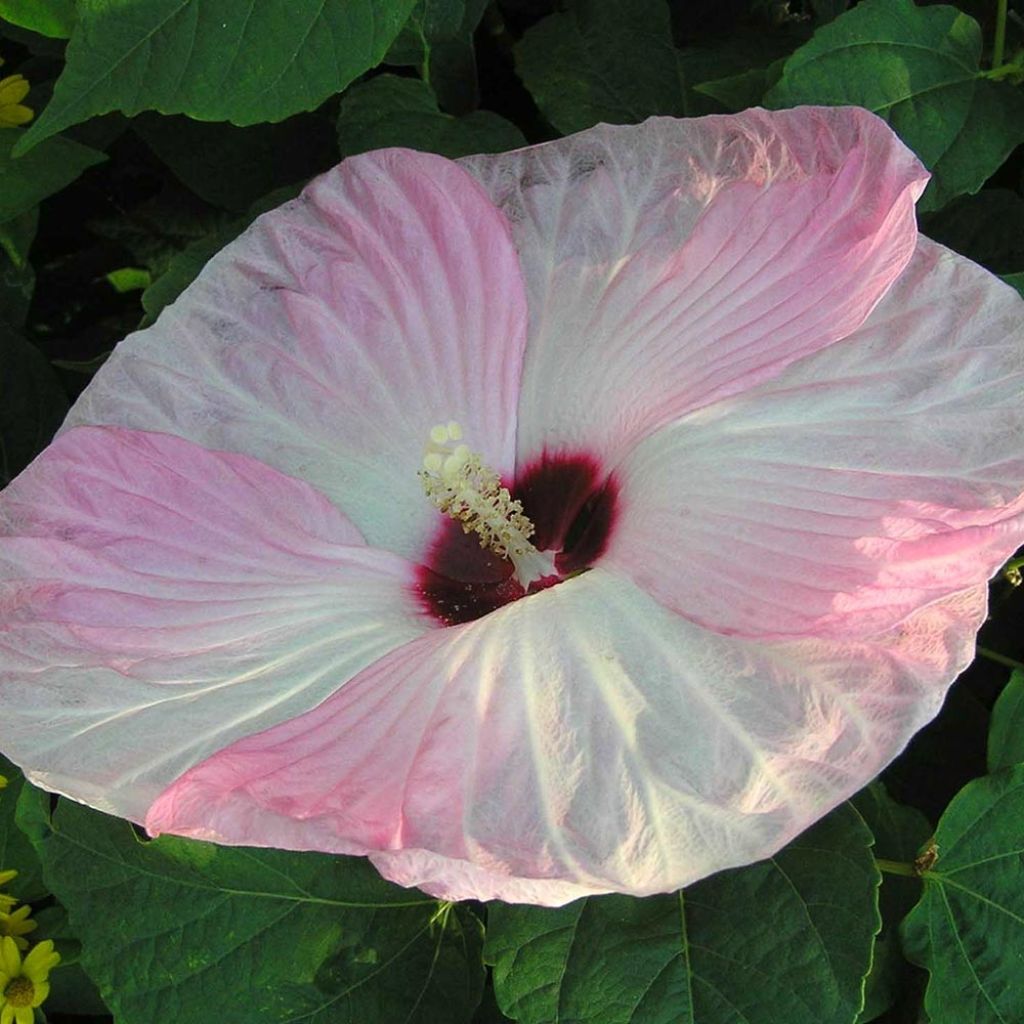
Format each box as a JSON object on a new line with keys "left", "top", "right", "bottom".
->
{"left": 146, "top": 569, "right": 984, "bottom": 905}
{"left": 64, "top": 149, "right": 528, "bottom": 560}
{"left": 460, "top": 107, "right": 928, "bottom": 468}
{"left": 605, "top": 238, "right": 1024, "bottom": 640}
{"left": 0, "top": 427, "right": 426, "bottom": 820}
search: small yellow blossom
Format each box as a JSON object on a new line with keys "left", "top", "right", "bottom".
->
{"left": 0, "top": 59, "right": 33, "bottom": 129}
{"left": 0, "top": 936, "right": 59, "bottom": 1024}
{"left": 0, "top": 909, "right": 36, "bottom": 952}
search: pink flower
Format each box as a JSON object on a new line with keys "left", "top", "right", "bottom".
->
{"left": 1, "top": 108, "right": 1023, "bottom": 906}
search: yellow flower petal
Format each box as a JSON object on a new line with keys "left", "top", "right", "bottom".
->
{"left": 28, "top": 980, "right": 48, "bottom": 1009}
{"left": 0, "top": 872, "right": 17, "bottom": 889}
{"left": 0, "top": 75, "right": 29, "bottom": 106}
{"left": 0, "top": 938, "right": 20, "bottom": 977}
{"left": 13, "top": 1007, "right": 30, "bottom": 1024}
{"left": 0, "top": 1003, "right": 13, "bottom": 1024}
{"left": 0, "top": 105, "right": 33, "bottom": 128}
{"left": 21, "top": 940, "right": 58, "bottom": 982}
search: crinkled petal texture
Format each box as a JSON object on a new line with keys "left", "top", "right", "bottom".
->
{"left": 604, "top": 238, "right": 1024, "bottom": 640}
{"left": 63, "top": 148, "right": 529, "bottom": 560}
{"left": 148, "top": 570, "right": 987, "bottom": 905}
{"left": 460, "top": 106, "right": 928, "bottom": 467}
{"left": 2, "top": 110, "right": 1024, "bottom": 906}
{"left": 0, "top": 427, "right": 426, "bottom": 820}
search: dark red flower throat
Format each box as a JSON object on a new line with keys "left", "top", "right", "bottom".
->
{"left": 415, "top": 452, "right": 619, "bottom": 626}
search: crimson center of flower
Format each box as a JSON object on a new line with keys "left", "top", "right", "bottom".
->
{"left": 415, "top": 423, "right": 619, "bottom": 626}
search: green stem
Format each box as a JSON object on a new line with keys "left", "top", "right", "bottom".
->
{"left": 977, "top": 646, "right": 1024, "bottom": 671}
{"left": 875, "top": 858, "right": 918, "bottom": 878}
{"left": 994, "top": 0, "right": 1008, "bottom": 68}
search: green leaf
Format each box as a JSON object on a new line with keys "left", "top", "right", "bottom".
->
{"left": 988, "top": 670, "right": 1024, "bottom": 772}
{"left": 0, "top": 0, "right": 75, "bottom": 37}
{"left": 765, "top": 0, "right": 1024, "bottom": 211}
{"left": 28, "top": 800, "right": 484, "bottom": 1024}
{"left": 901, "top": 765, "right": 1024, "bottom": 1024}
{"left": 1001, "top": 271, "right": 1024, "bottom": 297}
{"left": 133, "top": 112, "right": 337, "bottom": 213}
{"left": 851, "top": 782, "right": 931, "bottom": 1024}
{"left": 337, "top": 74, "right": 525, "bottom": 159}
{"left": 922, "top": 189, "right": 1024, "bottom": 274}
{"left": 18, "top": 0, "right": 417, "bottom": 152}
{"left": 0, "top": 131, "right": 105, "bottom": 223}
{"left": 0, "top": 754, "right": 47, "bottom": 902}
{"left": 487, "top": 804, "right": 879, "bottom": 1024}
{"left": 694, "top": 58, "right": 786, "bottom": 112}
{"left": 515, "top": 0, "right": 685, "bottom": 135}
{"left": 140, "top": 185, "right": 300, "bottom": 327}
{"left": 386, "top": 0, "right": 490, "bottom": 114}
{"left": 0, "top": 207, "right": 37, "bottom": 328}
{"left": 30, "top": 905, "right": 111, "bottom": 1017}
{"left": 0, "top": 321, "right": 68, "bottom": 486}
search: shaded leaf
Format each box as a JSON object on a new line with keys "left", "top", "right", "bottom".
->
{"left": 337, "top": 74, "right": 525, "bottom": 159}
{"left": 487, "top": 804, "right": 879, "bottom": 1024}
{"left": 922, "top": 189, "right": 1024, "bottom": 274}
{"left": 140, "top": 185, "right": 300, "bottom": 327}
{"left": 30, "top": 905, "right": 110, "bottom": 1017}
{"left": 0, "top": 207, "right": 37, "bottom": 328}
{"left": 0, "top": 321, "right": 68, "bottom": 486}
{"left": 18, "top": 0, "right": 417, "bottom": 152}
{"left": 27, "top": 800, "right": 484, "bottom": 1024}
{"left": 766, "top": 0, "right": 1024, "bottom": 210}
{"left": 988, "top": 669, "right": 1024, "bottom": 772}
{"left": 386, "top": 0, "right": 490, "bottom": 114}
{"left": 851, "top": 782, "right": 931, "bottom": 1024}
{"left": 133, "top": 111, "right": 337, "bottom": 213}
{"left": 901, "top": 765, "right": 1024, "bottom": 1024}
{"left": 0, "top": 0, "right": 75, "bottom": 37}
{"left": 0, "top": 130, "right": 105, "bottom": 223}
{"left": 515, "top": 0, "right": 684, "bottom": 134}
{"left": 0, "top": 754, "right": 46, "bottom": 902}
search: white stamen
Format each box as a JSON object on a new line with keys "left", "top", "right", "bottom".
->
{"left": 419, "top": 421, "right": 557, "bottom": 588}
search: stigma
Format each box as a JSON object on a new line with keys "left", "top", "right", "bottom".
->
{"left": 419, "top": 422, "right": 557, "bottom": 588}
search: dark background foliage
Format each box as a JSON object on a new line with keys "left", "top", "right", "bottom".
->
{"left": 1, "top": 1, "right": 1023, "bottom": 1022}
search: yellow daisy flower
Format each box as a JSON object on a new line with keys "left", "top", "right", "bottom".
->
{"left": 0, "top": 61, "right": 33, "bottom": 129}
{"left": 0, "top": 937, "right": 59, "bottom": 1024}
{"left": 0, "top": 909, "right": 36, "bottom": 952}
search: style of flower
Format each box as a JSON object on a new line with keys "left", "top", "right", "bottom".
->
{"left": 0, "top": 61, "right": 32, "bottom": 128}
{"left": 0, "top": 908, "right": 36, "bottom": 952}
{"left": 0, "top": 108, "right": 1022, "bottom": 906}
{"left": 0, "top": 937, "right": 59, "bottom": 1024}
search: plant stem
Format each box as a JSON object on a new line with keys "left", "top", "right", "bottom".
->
{"left": 875, "top": 858, "right": 918, "bottom": 878}
{"left": 994, "top": 0, "right": 1008, "bottom": 68}
{"left": 977, "top": 646, "right": 1024, "bottom": 671}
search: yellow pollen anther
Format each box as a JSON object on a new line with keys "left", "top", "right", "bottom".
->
{"left": 419, "top": 422, "right": 556, "bottom": 587}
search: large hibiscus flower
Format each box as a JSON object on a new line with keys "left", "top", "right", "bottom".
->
{"left": 1, "top": 107, "right": 1022, "bottom": 906}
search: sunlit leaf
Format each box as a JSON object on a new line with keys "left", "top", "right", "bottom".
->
{"left": 766, "top": 0, "right": 1024, "bottom": 210}
{"left": 18, "top": 0, "right": 417, "bottom": 152}
{"left": 0, "top": 0, "right": 75, "bottom": 37}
